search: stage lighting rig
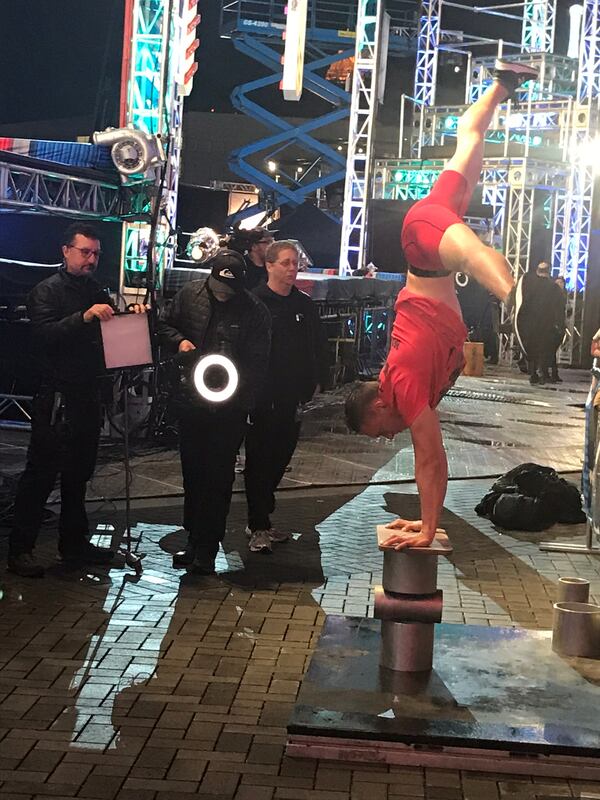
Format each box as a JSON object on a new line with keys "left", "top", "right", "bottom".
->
{"left": 92, "top": 127, "right": 165, "bottom": 184}
{"left": 186, "top": 227, "right": 222, "bottom": 264}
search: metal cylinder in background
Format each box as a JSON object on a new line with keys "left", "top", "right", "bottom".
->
{"left": 382, "top": 550, "right": 438, "bottom": 594}
{"left": 556, "top": 576, "right": 590, "bottom": 604}
{"left": 552, "top": 601, "right": 600, "bottom": 658}
{"left": 380, "top": 620, "right": 435, "bottom": 672}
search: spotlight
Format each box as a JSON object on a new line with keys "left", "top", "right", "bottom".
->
{"left": 193, "top": 354, "right": 239, "bottom": 403}
{"left": 186, "top": 227, "right": 221, "bottom": 263}
{"left": 267, "top": 160, "right": 277, "bottom": 172}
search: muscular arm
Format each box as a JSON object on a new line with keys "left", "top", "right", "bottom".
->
{"left": 381, "top": 405, "right": 447, "bottom": 549}
{"left": 411, "top": 406, "right": 447, "bottom": 540}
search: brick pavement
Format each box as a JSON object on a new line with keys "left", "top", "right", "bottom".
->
{"left": 1, "top": 477, "right": 600, "bottom": 799}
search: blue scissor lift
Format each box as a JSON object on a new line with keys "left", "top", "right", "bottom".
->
{"left": 219, "top": 0, "right": 416, "bottom": 223}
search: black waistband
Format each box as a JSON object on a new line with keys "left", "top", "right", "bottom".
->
{"left": 408, "top": 266, "right": 452, "bottom": 278}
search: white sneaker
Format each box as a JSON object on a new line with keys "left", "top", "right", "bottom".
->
{"left": 245, "top": 525, "right": 289, "bottom": 544}
{"left": 247, "top": 529, "right": 272, "bottom": 553}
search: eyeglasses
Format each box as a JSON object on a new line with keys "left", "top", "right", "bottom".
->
{"left": 68, "top": 246, "right": 102, "bottom": 258}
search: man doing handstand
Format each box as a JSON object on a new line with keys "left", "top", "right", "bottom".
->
{"left": 345, "top": 60, "right": 537, "bottom": 551}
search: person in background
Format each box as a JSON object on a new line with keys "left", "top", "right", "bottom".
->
{"left": 8, "top": 223, "right": 147, "bottom": 578}
{"left": 515, "top": 261, "right": 562, "bottom": 385}
{"left": 243, "top": 241, "right": 328, "bottom": 553}
{"left": 241, "top": 228, "right": 275, "bottom": 290}
{"left": 158, "top": 249, "right": 270, "bottom": 574}
{"left": 549, "top": 275, "right": 568, "bottom": 383}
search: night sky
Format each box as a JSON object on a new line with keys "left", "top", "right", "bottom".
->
{"left": 0, "top": 0, "right": 265, "bottom": 129}
{"left": 0, "top": 0, "right": 575, "bottom": 131}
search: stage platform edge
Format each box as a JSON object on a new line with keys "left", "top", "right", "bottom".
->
{"left": 286, "top": 615, "right": 600, "bottom": 778}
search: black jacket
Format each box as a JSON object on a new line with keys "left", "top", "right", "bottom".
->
{"left": 158, "top": 278, "right": 271, "bottom": 412}
{"left": 26, "top": 269, "right": 112, "bottom": 389}
{"left": 243, "top": 256, "right": 267, "bottom": 291}
{"left": 252, "top": 283, "right": 329, "bottom": 406}
{"left": 518, "top": 273, "right": 562, "bottom": 350}
{"left": 475, "top": 462, "right": 585, "bottom": 531}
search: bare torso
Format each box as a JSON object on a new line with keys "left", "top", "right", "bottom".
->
{"left": 405, "top": 271, "right": 463, "bottom": 319}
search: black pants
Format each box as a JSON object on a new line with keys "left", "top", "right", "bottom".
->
{"left": 527, "top": 335, "right": 553, "bottom": 379}
{"left": 549, "top": 330, "right": 563, "bottom": 378}
{"left": 178, "top": 406, "right": 247, "bottom": 561}
{"left": 244, "top": 401, "right": 301, "bottom": 532}
{"left": 9, "top": 388, "right": 101, "bottom": 557}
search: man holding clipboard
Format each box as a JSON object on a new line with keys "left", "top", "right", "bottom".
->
{"left": 7, "top": 223, "right": 148, "bottom": 578}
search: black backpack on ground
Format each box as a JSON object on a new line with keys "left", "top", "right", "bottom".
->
{"left": 475, "top": 462, "right": 586, "bottom": 531}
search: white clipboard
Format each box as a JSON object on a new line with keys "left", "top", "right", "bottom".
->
{"left": 100, "top": 312, "right": 153, "bottom": 369}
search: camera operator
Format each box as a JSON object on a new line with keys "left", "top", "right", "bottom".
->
{"left": 158, "top": 249, "right": 270, "bottom": 574}
{"left": 7, "top": 223, "right": 147, "bottom": 578}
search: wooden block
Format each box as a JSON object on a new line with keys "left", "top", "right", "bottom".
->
{"left": 376, "top": 525, "right": 453, "bottom": 555}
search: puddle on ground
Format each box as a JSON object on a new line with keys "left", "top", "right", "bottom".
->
{"left": 445, "top": 420, "right": 503, "bottom": 429}
{"left": 446, "top": 436, "right": 521, "bottom": 448}
{"left": 503, "top": 419, "right": 581, "bottom": 428}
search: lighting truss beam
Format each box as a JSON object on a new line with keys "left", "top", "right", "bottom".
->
{"left": 521, "top": 0, "right": 555, "bottom": 54}
{"left": 338, "top": 0, "right": 386, "bottom": 275}
{"left": 412, "top": 0, "right": 441, "bottom": 155}
{"left": 0, "top": 160, "right": 125, "bottom": 219}
{"left": 414, "top": 0, "right": 440, "bottom": 108}
{"left": 119, "top": 0, "right": 185, "bottom": 290}
{"left": 578, "top": 0, "right": 600, "bottom": 102}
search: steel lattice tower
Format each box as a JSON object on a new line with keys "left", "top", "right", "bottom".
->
{"left": 118, "top": 0, "right": 187, "bottom": 295}
{"left": 338, "top": 0, "right": 388, "bottom": 275}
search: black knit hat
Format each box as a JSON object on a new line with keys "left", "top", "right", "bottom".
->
{"left": 208, "top": 248, "right": 246, "bottom": 292}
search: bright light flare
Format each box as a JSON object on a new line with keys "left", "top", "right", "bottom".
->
{"left": 193, "top": 354, "right": 238, "bottom": 403}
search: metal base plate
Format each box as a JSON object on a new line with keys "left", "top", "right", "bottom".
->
{"left": 287, "top": 616, "right": 600, "bottom": 778}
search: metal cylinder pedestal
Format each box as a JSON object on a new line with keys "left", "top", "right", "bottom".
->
{"left": 556, "top": 576, "right": 590, "bottom": 603}
{"left": 374, "top": 525, "right": 453, "bottom": 672}
{"left": 552, "top": 601, "right": 600, "bottom": 658}
{"left": 380, "top": 621, "right": 436, "bottom": 672}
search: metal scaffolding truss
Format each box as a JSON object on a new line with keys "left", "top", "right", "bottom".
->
{"left": 375, "top": 156, "right": 566, "bottom": 198}
{"left": 469, "top": 52, "right": 577, "bottom": 105}
{"left": 579, "top": 0, "right": 600, "bottom": 101}
{"left": 504, "top": 176, "right": 535, "bottom": 278}
{"left": 338, "top": 0, "right": 387, "bottom": 275}
{"left": 119, "top": 0, "right": 186, "bottom": 291}
{"left": 413, "top": 0, "right": 440, "bottom": 109}
{"left": 415, "top": 96, "right": 576, "bottom": 160}
{"left": 521, "top": 0, "right": 556, "bottom": 54}
{"left": 0, "top": 158, "right": 128, "bottom": 219}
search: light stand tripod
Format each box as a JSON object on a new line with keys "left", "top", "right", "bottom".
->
{"left": 119, "top": 367, "right": 145, "bottom": 574}
{"left": 101, "top": 313, "right": 153, "bottom": 574}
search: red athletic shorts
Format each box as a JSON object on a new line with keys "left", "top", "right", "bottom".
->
{"left": 401, "top": 170, "right": 470, "bottom": 271}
